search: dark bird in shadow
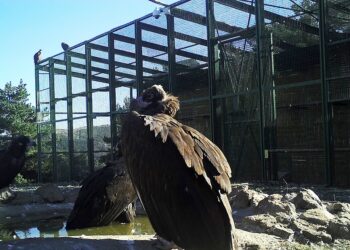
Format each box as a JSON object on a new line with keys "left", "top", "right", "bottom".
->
{"left": 66, "top": 150, "right": 137, "bottom": 230}
{"left": 0, "top": 136, "right": 36, "bottom": 189}
{"left": 121, "top": 85, "right": 237, "bottom": 250}
{"left": 61, "top": 42, "right": 69, "bottom": 62}
{"left": 61, "top": 42, "right": 69, "bottom": 51}
{"left": 33, "top": 50, "right": 42, "bottom": 65}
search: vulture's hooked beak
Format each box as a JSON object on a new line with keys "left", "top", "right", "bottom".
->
{"left": 136, "top": 96, "right": 151, "bottom": 109}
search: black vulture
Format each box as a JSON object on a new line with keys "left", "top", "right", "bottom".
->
{"left": 0, "top": 136, "right": 35, "bottom": 189}
{"left": 66, "top": 154, "right": 137, "bottom": 230}
{"left": 33, "top": 49, "right": 42, "bottom": 65}
{"left": 121, "top": 85, "right": 237, "bottom": 250}
{"left": 61, "top": 42, "right": 69, "bottom": 62}
{"left": 61, "top": 42, "right": 69, "bottom": 51}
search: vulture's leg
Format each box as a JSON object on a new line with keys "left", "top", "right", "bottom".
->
{"left": 152, "top": 235, "right": 183, "bottom": 250}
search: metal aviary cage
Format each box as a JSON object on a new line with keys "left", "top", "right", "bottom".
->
{"left": 35, "top": 0, "right": 350, "bottom": 186}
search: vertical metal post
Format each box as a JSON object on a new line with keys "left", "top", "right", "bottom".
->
{"left": 135, "top": 21, "right": 143, "bottom": 95}
{"left": 49, "top": 59, "right": 57, "bottom": 182}
{"left": 85, "top": 45, "right": 94, "bottom": 173}
{"left": 269, "top": 31, "right": 278, "bottom": 180}
{"left": 270, "top": 32, "right": 276, "bottom": 122}
{"left": 255, "top": 0, "right": 267, "bottom": 181}
{"left": 108, "top": 33, "right": 117, "bottom": 159}
{"left": 167, "top": 13, "right": 175, "bottom": 92}
{"left": 319, "top": 0, "right": 333, "bottom": 185}
{"left": 66, "top": 53, "right": 74, "bottom": 181}
{"left": 35, "top": 65, "right": 42, "bottom": 182}
{"left": 206, "top": 0, "right": 217, "bottom": 142}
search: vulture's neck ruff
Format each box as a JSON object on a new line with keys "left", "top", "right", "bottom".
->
{"left": 133, "top": 85, "right": 179, "bottom": 117}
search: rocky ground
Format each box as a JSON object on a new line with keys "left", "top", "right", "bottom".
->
{"left": 229, "top": 183, "right": 350, "bottom": 249}
{"left": 0, "top": 183, "right": 349, "bottom": 249}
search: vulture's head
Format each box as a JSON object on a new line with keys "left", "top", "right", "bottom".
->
{"left": 9, "top": 136, "right": 36, "bottom": 158}
{"left": 131, "top": 85, "right": 179, "bottom": 117}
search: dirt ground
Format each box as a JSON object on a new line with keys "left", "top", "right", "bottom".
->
{"left": 0, "top": 230, "right": 299, "bottom": 250}
{"left": 0, "top": 183, "right": 349, "bottom": 250}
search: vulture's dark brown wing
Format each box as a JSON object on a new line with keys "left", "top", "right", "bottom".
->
{"left": 0, "top": 149, "right": 26, "bottom": 189}
{"left": 121, "top": 111, "right": 236, "bottom": 250}
{"left": 66, "top": 160, "right": 137, "bottom": 229}
{"left": 143, "top": 113, "right": 232, "bottom": 194}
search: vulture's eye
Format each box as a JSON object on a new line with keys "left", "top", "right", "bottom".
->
{"left": 144, "top": 93, "right": 154, "bottom": 101}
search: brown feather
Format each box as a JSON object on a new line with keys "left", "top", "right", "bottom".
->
{"left": 142, "top": 114, "right": 232, "bottom": 194}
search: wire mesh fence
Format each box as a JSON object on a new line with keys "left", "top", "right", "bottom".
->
{"left": 35, "top": 0, "right": 350, "bottom": 186}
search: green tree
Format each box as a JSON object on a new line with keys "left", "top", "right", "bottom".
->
{"left": 269, "top": 0, "right": 350, "bottom": 47}
{"left": 267, "top": 0, "right": 320, "bottom": 47}
{"left": 0, "top": 79, "right": 36, "bottom": 136}
{"left": 0, "top": 79, "right": 37, "bottom": 182}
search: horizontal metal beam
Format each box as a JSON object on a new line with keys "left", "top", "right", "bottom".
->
{"left": 88, "top": 43, "right": 167, "bottom": 65}
{"left": 69, "top": 51, "right": 86, "bottom": 59}
{"left": 115, "top": 79, "right": 136, "bottom": 87}
{"left": 49, "top": 67, "right": 110, "bottom": 84}
{"left": 139, "top": 22, "right": 208, "bottom": 46}
{"left": 215, "top": 0, "right": 320, "bottom": 35}
{"left": 53, "top": 54, "right": 163, "bottom": 76}
{"left": 115, "top": 71, "right": 137, "bottom": 80}
{"left": 171, "top": 7, "right": 240, "bottom": 34}
{"left": 114, "top": 33, "right": 207, "bottom": 62}
{"left": 110, "top": 34, "right": 208, "bottom": 62}
{"left": 216, "top": 26, "right": 256, "bottom": 42}
{"left": 115, "top": 61, "right": 160, "bottom": 75}
{"left": 88, "top": 43, "right": 109, "bottom": 52}
{"left": 91, "top": 66, "right": 109, "bottom": 75}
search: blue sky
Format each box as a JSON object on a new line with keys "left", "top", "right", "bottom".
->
{"left": 0, "top": 0, "right": 176, "bottom": 105}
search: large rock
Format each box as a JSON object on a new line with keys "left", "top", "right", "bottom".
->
{"left": 242, "top": 214, "right": 277, "bottom": 233}
{"left": 282, "top": 192, "right": 297, "bottom": 202}
{"left": 299, "top": 208, "right": 334, "bottom": 226}
{"left": 257, "top": 194, "right": 296, "bottom": 217}
{"left": 274, "top": 212, "right": 295, "bottom": 225}
{"left": 229, "top": 185, "right": 268, "bottom": 209}
{"left": 326, "top": 202, "right": 350, "bottom": 215}
{"left": 250, "top": 191, "right": 268, "bottom": 208}
{"left": 292, "top": 189, "right": 323, "bottom": 210}
{"left": 242, "top": 214, "right": 293, "bottom": 240}
{"left": 229, "top": 185, "right": 251, "bottom": 208}
{"left": 8, "top": 191, "right": 43, "bottom": 205}
{"left": 267, "top": 224, "right": 294, "bottom": 240}
{"left": 0, "top": 188, "right": 16, "bottom": 203}
{"left": 35, "top": 184, "right": 64, "bottom": 203}
{"left": 327, "top": 217, "right": 350, "bottom": 240}
{"left": 291, "top": 219, "right": 332, "bottom": 243}
{"left": 235, "top": 228, "right": 286, "bottom": 250}
{"left": 338, "top": 212, "right": 350, "bottom": 221}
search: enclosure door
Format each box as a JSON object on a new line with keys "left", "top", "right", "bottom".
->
{"left": 214, "top": 37, "right": 263, "bottom": 182}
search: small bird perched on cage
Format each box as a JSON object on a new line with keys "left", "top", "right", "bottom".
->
{"left": 61, "top": 42, "right": 69, "bottom": 51}
{"left": 121, "top": 85, "right": 238, "bottom": 250}
{"left": 0, "top": 136, "right": 36, "bottom": 189}
{"left": 33, "top": 49, "right": 42, "bottom": 65}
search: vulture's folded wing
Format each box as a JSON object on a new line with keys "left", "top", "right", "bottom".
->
{"left": 66, "top": 166, "right": 115, "bottom": 228}
{"left": 142, "top": 113, "right": 232, "bottom": 194}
